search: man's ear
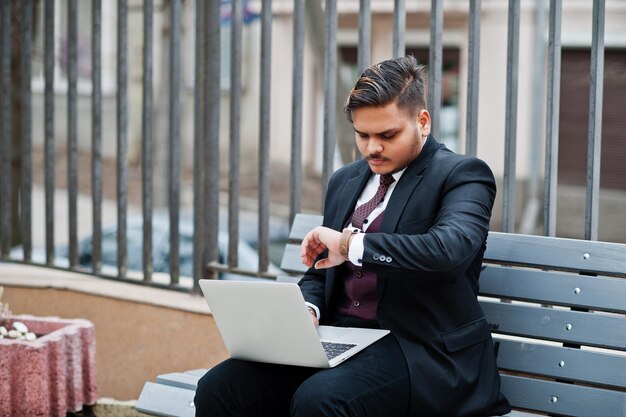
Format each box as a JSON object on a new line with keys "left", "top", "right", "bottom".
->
{"left": 417, "top": 109, "right": 431, "bottom": 137}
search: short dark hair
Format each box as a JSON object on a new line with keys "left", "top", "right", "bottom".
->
{"left": 344, "top": 55, "right": 427, "bottom": 123}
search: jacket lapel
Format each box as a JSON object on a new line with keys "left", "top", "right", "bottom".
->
{"left": 333, "top": 161, "right": 373, "bottom": 230}
{"left": 380, "top": 136, "right": 441, "bottom": 233}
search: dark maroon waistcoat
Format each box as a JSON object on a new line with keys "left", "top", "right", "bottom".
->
{"left": 336, "top": 212, "right": 384, "bottom": 321}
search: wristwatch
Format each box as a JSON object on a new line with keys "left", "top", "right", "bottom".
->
{"left": 339, "top": 228, "right": 359, "bottom": 261}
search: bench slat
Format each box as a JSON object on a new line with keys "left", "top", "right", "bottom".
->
{"left": 183, "top": 368, "right": 209, "bottom": 377}
{"left": 500, "top": 374, "right": 626, "bottom": 417}
{"left": 480, "top": 266, "right": 626, "bottom": 314}
{"left": 482, "top": 301, "right": 626, "bottom": 351}
{"left": 280, "top": 244, "right": 308, "bottom": 275}
{"left": 136, "top": 382, "right": 196, "bottom": 417}
{"left": 288, "top": 214, "right": 324, "bottom": 241}
{"left": 485, "top": 232, "right": 626, "bottom": 278}
{"left": 276, "top": 274, "right": 302, "bottom": 284}
{"left": 495, "top": 338, "right": 626, "bottom": 389}
{"left": 156, "top": 372, "right": 201, "bottom": 390}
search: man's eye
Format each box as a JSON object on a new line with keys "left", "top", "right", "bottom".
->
{"left": 381, "top": 133, "right": 395, "bottom": 140}
{"left": 358, "top": 133, "right": 368, "bottom": 139}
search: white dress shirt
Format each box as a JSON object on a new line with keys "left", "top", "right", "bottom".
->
{"left": 348, "top": 168, "right": 406, "bottom": 266}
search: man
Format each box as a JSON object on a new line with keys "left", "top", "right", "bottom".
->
{"left": 194, "top": 55, "right": 510, "bottom": 416}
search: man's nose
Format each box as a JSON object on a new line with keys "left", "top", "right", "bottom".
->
{"left": 367, "top": 139, "right": 383, "bottom": 154}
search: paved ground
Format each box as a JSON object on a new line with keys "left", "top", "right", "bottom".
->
{"left": 68, "top": 399, "right": 142, "bottom": 417}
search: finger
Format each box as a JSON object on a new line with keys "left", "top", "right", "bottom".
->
{"left": 314, "top": 259, "right": 330, "bottom": 270}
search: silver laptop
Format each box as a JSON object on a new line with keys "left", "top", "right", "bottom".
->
{"left": 199, "top": 279, "right": 390, "bottom": 368}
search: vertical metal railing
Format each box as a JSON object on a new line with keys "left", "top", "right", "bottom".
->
{"left": 117, "top": 0, "right": 128, "bottom": 278}
{"left": 392, "top": 0, "right": 405, "bottom": 58}
{"left": 465, "top": 0, "right": 481, "bottom": 157}
{"left": 585, "top": 0, "right": 605, "bottom": 242}
{"left": 0, "top": 0, "right": 617, "bottom": 291}
{"left": 321, "top": 0, "right": 337, "bottom": 203}
{"left": 544, "top": 0, "right": 562, "bottom": 237}
{"left": 192, "top": 0, "right": 205, "bottom": 291}
{"left": 0, "top": 0, "right": 11, "bottom": 259}
{"left": 203, "top": 0, "right": 222, "bottom": 285}
{"left": 258, "top": 0, "right": 272, "bottom": 273}
{"left": 20, "top": 0, "right": 33, "bottom": 262}
{"left": 357, "top": 0, "right": 371, "bottom": 74}
{"left": 44, "top": 0, "right": 55, "bottom": 265}
{"left": 502, "top": 0, "right": 520, "bottom": 233}
{"left": 92, "top": 0, "right": 103, "bottom": 274}
{"left": 168, "top": 0, "right": 182, "bottom": 284}
{"left": 228, "top": 0, "right": 243, "bottom": 271}
{"left": 428, "top": 0, "right": 443, "bottom": 140}
{"left": 67, "top": 0, "right": 78, "bottom": 268}
{"left": 353, "top": 0, "right": 372, "bottom": 161}
{"left": 142, "top": 0, "right": 153, "bottom": 281}
{"left": 289, "top": 0, "right": 305, "bottom": 225}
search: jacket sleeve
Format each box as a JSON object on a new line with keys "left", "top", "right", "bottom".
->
{"left": 362, "top": 157, "right": 496, "bottom": 283}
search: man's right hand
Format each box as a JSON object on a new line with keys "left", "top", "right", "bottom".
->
{"left": 301, "top": 226, "right": 345, "bottom": 270}
{"left": 307, "top": 306, "right": 319, "bottom": 328}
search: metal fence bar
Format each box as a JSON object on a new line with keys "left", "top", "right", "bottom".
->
{"left": 0, "top": 0, "right": 10, "bottom": 258}
{"left": 526, "top": 0, "right": 546, "bottom": 225}
{"left": 354, "top": 0, "right": 371, "bottom": 161}
{"left": 44, "top": 0, "right": 55, "bottom": 264}
{"left": 502, "top": 0, "right": 520, "bottom": 233}
{"left": 117, "top": 0, "right": 129, "bottom": 278}
{"left": 20, "top": 0, "right": 33, "bottom": 262}
{"left": 321, "top": 0, "right": 337, "bottom": 204}
{"left": 168, "top": 0, "right": 181, "bottom": 284}
{"left": 358, "top": 0, "right": 371, "bottom": 73}
{"left": 67, "top": 0, "right": 78, "bottom": 267}
{"left": 392, "top": 0, "right": 405, "bottom": 58}
{"left": 92, "top": 0, "right": 103, "bottom": 273}
{"left": 142, "top": 0, "right": 153, "bottom": 281}
{"left": 428, "top": 0, "right": 443, "bottom": 140}
{"left": 192, "top": 0, "right": 205, "bottom": 290}
{"left": 465, "top": 0, "right": 481, "bottom": 157}
{"left": 204, "top": 0, "right": 221, "bottom": 279}
{"left": 585, "top": 0, "right": 605, "bottom": 241}
{"left": 544, "top": 0, "right": 562, "bottom": 237}
{"left": 228, "top": 0, "right": 243, "bottom": 269}
{"left": 289, "top": 0, "right": 305, "bottom": 225}
{"left": 258, "top": 0, "right": 272, "bottom": 273}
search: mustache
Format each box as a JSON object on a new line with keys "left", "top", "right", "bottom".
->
{"left": 366, "top": 155, "right": 388, "bottom": 161}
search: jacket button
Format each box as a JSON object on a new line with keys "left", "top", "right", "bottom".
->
{"left": 373, "top": 253, "right": 379, "bottom": 261}
{"left": 355, "top": 270, "right": 362, "bottom": 278}
{"left": 353, "top": 300, "right": 360, "bottom": 307}
{"left": 386, "top": 257, "right": 392, "bottom": 263}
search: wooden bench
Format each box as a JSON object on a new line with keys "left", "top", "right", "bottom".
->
{"left": 137, "top": 213, "right": 626, "bottom": 417}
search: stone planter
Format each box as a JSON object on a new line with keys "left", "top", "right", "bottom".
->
{"left": 0, "top": 315, "right": 97, "bottom": 417}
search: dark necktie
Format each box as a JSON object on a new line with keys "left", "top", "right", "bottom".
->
{"left": 350, "top": 174, "right": 395, "bottom": 230}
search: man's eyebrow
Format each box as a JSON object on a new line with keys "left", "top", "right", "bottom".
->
{"left": 353, "top": 127, "right": 399, "bottom": 136}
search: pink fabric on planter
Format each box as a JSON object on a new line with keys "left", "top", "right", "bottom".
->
{"left": 0, "top": 315, "right": 97, "bottom": 417}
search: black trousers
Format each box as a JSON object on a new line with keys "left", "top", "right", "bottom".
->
{"left": 193, "top": 333, "right": 410, "bottom": 417}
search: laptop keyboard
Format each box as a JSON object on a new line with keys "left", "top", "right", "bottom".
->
{"left": 322, "top": 341, "right": 357, "bottom": 360}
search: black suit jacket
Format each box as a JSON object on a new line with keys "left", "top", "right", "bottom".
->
{"left": 299, "top": 136, "right": 511, "bottom": 416}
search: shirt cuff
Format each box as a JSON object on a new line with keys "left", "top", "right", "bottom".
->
{"left": 348, "top": 232, "right": 365, "bottom": 266}
{"left": 305, "top": 302, "right": 320, "bottom": 319}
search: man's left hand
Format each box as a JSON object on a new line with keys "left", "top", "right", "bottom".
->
{"left": 300, "top": 226, "right": 345, "bottom": 269}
